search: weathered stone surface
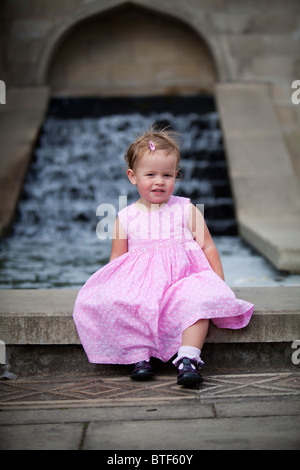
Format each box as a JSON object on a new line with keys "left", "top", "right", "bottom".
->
{"left": 0, "top": 87, "right": 50, "bottom": 235}
{"left": 0, "top": 287, "right": 299, "bottom": 346}
{"left": 240, "top": 216, "right": 300, "bottom": 272}
{"left": 216, "top": 83, "right": 300, "bottom": 272}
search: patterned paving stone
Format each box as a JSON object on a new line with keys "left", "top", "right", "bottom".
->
{"left": 0, "top": 372, "right": 299, "bottom": 409}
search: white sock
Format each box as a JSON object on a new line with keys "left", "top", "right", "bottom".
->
{"left": 172, "top": 346, "right": 204, "bottom": 369}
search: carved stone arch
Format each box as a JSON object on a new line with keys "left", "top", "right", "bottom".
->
{"left": 35, "top": 0, "right": 226, "bottom": 87}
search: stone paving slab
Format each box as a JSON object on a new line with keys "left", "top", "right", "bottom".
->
{"left": 0, "top": 372, "right": 299, "bottom": 450}
{"left": 82, "top": 415, "right": 300, "bottom": 450}
{"left": 1, "top": 398, "right": 299, "bottom": 426}
{"left": 1, "top": 414, "right": 300, "bottom": 450}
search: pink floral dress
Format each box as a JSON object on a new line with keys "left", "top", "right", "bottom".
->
{"left": 73, "top": 195, "right": 254, "bottom": 364}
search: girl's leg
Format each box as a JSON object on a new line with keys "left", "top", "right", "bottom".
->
{"left": 173, "top": 319, "right": 209, "bottom": 384}
{"left": 173, "top": 319, "right": 209, "bottom": 368}
{"left": 181, "top": 319, "right": 209, "bottom": 350}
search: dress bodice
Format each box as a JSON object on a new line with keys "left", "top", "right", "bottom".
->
{"left": 118, "top": 195, "right": 194, "bottom": 251}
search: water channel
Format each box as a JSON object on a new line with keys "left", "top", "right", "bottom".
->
{"left": 1, "top": 96, "right": 299, "bottom": 288}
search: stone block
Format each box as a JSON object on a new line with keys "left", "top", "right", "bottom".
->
{"left": 133, "top": 39, "right": 179, "bottom": 63}
{"left": 8, "top": 37, "right": 42, "bottom": 65}
{"left": 0, "top": 145, "right": 33, "bottom": 230}
{"left": 0, "top": 87, "right": 50, "bottom": 235}
{"left": 12, "top": 20, "right": 53, "bottom": 39}
{"left": 224, "top": 34, "right": 267, "bottom": 60}
{"left": 87, "top": 40, "right": 131, "bottom": 65}
{"left": 284, "top": 130, "right": 300, "bottom": 180}
{"left": 154, "top": 62, "right": 202, "bottom": 85}
{"left": 217, "top": 85, "right": 283, "bottom": 137}
{"left": 240, "top": 216, "right": 300, "bottom": 272}
{"left": 224, "top": 135, "right": 295, "bottom": 177}
{"left": 271, "top": 82, "right": 294, "bottom": 103}
{"left": 1, "top": 87, "right": 50, "bottom": 111}
{"left": 210, "top": 12, "right": 250, "bottom": 34}
{"left": 252, "top": 57, "right": 295, "bottom": 81}
{"left": 275, "top": 105, "right": 298, "bottom": 132}
{"left": 111, "top": 62, "right": 152, "bottom": 88}
{"left": 249, "top": 13, "right": 298, "bottom": 34}
{"left": 0, "top": 289, "right": 80, "bottom": 345}
{"left": 231, "top": 174, "right": 300, "bottom": 218}
{"left": 0, "top": 288, "right": 299, "bottom": 346}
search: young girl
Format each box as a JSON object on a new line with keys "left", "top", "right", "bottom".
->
{"left": 73, "top": 127, "right": 254, "bottom": 386}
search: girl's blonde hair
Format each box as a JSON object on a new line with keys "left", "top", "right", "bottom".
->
{"left": 125, "top": 126, "right": 181, "bottom": 171}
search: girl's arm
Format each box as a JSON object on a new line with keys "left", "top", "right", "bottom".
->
{"left": 109, "top": 217, "right": 128, "bottom": 262}
{"left": 188, "top": 203, "right": 225, "bottom": 281}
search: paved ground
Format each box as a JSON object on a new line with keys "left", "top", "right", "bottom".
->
{"left": 0, "top": 370, "right": 299, "bottom": 450}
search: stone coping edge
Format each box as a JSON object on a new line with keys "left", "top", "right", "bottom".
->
{"left": 0, "top": 287, "right": 299, "bottom": 345}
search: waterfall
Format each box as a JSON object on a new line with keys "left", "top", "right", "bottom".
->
{"left": 12, "top": 100, "right": 236, "bottom": 240}
{"left": 2, "top": 96, "right": 266, "bottom": 289}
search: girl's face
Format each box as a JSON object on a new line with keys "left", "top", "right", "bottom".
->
{"left": 127, "top": 149, "right": 178, "bottom": 207}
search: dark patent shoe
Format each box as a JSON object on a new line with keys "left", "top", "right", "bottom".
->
{"left": 129, "top": 361, "right": 154, "bottom": 381}
{"left": 177, "top": 357, "right": 203, "bottom": 386}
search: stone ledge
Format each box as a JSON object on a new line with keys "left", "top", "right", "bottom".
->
{"left": 239, "top": 216, "right": 300, "bottom": 273}
{"left": 0, "top": 287, "right": 299, "bottom": 346}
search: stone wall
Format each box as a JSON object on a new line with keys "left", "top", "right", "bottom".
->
{"left": 1, "top": 0, "right": 299, "bottom": 178}
{"left": 48, "top": 6, "right": 217, "bottom": 97}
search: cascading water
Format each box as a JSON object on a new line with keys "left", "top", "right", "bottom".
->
{"left": 17, "top": 97, "right": 236, "bottom": 238}
{"left": 1, "top": 96, "right": 299, "bottom": 288}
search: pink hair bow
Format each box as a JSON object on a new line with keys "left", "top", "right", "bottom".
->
{"left": 149, "top": 140, "right": 156, "bottom": 151}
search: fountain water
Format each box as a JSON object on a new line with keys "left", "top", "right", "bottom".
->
{"left": 1, "top": 96, "right": 299, "bottom": 288}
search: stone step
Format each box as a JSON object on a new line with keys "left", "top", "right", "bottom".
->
{"left": 0, "top": 287, "right": 299, "bottom": 376}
